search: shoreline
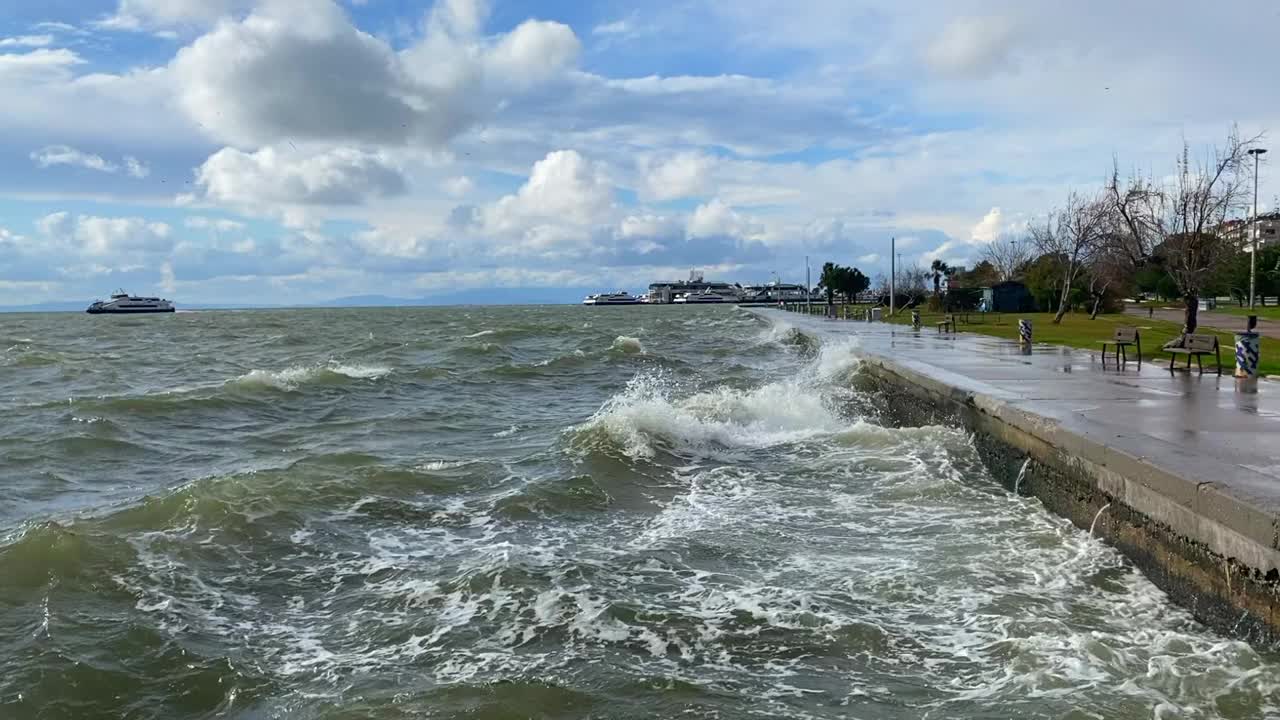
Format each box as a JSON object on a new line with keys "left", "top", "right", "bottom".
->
{"left": 746, "top": 306, "right": 1280, "bottom": 645}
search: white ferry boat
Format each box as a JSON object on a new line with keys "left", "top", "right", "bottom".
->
{"left": 86, "top": 290, "right": 175, "bottom": 314}
{"left": 583, "top": 291, "right": 644, "bottom": 306}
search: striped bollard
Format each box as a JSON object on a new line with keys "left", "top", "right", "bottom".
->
{"left": 911, "top": 310, "right": 920, "bottom": 331}
{"left": 1235, "top": 331, "right": 1260, "bottom": 393}
{"left": 1018, "top": 319, "right": 1032, "bottom": 354}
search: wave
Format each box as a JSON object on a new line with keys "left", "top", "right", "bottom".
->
{"left": 569, "top": 341, "right": 863, "bottom": 460}
{"left": 464, "top": 329, "right": 496, "bottom": 338}
{"left": 610, "top": 336, "right": 643, "bottom": 354}
{"left": 230, "top": 363, "right": 392, "bottom": 391}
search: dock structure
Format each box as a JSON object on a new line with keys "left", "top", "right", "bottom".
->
{"left": 748, "top": 307, "right": 1280, "bottom": 643}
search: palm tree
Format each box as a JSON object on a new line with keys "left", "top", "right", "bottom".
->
{"left": 930, "top": 259, "right": 950, "bottom": 296}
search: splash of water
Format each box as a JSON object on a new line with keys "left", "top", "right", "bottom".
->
{"left": 1013, "top": 457, "right": 1030, "bottom": 495}
{"left": 1089, "top": 502, "right": 1112, "bottom": 537}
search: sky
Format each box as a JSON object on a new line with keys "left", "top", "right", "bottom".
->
{"left": 1, "top": 0, "right": 1277, "bottom": 305}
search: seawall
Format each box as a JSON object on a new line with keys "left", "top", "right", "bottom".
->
{"left": 747, "top": 307, "right": 1280, "bottom": 646}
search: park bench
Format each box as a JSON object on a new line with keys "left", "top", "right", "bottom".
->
{"left": 935, "top": 314, "right": 955, "bottom": 333}
{"left": 1099, "top": 326, "right": 1141, "bottom": 367}
{"left": 1163, "top": 333, "right": 1221, "bottom": 375}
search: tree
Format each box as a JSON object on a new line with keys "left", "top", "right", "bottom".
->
{"left": 1106, "top": 128, "right": 1260, "bottom": 334}
{"left": 836, "top": 266, "right": 870, "bottom": 304}
{"left": 817, "top": 262, "right": 841, "bottom": 306}
{"left": 901, "top": 264, "right": 930, "bottom": 306}
{"left": 1030, "top": 191, "right": 1111, "bottom": 324}
{"left": 1085, "top": 240, "right": 1134, "bottom": 318}
{"left": 979, "top": 235, "right": 1033, "bottom": 281}
{"left": 929, "top": 259, "right": 950, "bottom": 296}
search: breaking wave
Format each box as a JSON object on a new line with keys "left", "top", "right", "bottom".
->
{"left": 571, "top": 341, "right": 862, "bottom": 459}
{"left": 230, "top": 363, "right": 392, "bottom": 390}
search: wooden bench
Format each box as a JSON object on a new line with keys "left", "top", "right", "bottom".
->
{"left": 1099, "top": 326, "right": 1141, "bottom": 367}
{"left": 1164, "top": 333, "right": 1222, "bottom": 375}
{"left": 935, "top": 314, "right": 955, "bottom": 333}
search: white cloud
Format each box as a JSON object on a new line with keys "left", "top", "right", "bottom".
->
{"left": 923, "top": 16, "right": 1018, "bottom": 77}
{"left": 0, "top": 48, "right": 84, "bottom": 82}
{"left": 638, "top": 152, "right": 716, "bottom": 201}
{"left": 0, "top": 35, "right": 54, "bottom": 48}
{"left": 592, "top": 20, "right": 631, "bottom": 36}
{"left": 31, "top": 145, "right": 117, "bottom": 173}
{"left": 195, "top": 145, "right": 408, "bottom": 209}
{"left": 970, "top": 207, "right": 1003, "bottom": 244}
{"left": 442, "top": 176, "right": 474, "bottom": 197}
{"left": 98, "top": 0, "right": 251, "bottom": 31}
{"left": 484, "top": 20, "right": 580, "bottom": 89}
{"left": 124, "top": 156, "right": 150, "bottom": 178}
{"left": 38, "top": 212, "right": 173, "bottom": 256}
{"left": 185, "top": 216, "right": 247, "bottom": 232}
{"left": 688, "top": 198, "right": 759, "bottom": 240}
{"left": 172, "top": 0, "right": 580, "bottom": 150}
{"left": 488, "top": 150, "right": 613, "bottom": 234}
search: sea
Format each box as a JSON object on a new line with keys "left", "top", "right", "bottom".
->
{"left": 1, "top": 305, "right": 1277, "bottom": 720}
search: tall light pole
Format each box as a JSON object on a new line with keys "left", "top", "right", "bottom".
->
{"left": 805, "top": 255, "right": 811, "bottom": 312}
{"left": 1248, "top": 148, "right": 1268, "bottom": 309}
{"left": 890, "top": 237, "right": 896, "bottom": 316}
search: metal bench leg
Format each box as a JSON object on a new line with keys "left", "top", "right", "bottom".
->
{"left": 1196, "top": 354, "right": 1203, "bottom": 374}
{"left": 1169, "top": 353, "right": 1176, "bottom": 372}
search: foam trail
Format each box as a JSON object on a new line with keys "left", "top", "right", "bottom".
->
{"left": 1089, "top": 502, "right": 1111, "bottom": 537}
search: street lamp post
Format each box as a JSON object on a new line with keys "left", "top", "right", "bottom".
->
{"left": 1248, "top": 148, "right": 1268, "bottom": 310}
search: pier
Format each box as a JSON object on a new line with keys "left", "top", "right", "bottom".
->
{"left": 748, "top": 306, "right": 1280, "bottom": 643}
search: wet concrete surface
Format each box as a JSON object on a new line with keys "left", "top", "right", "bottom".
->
{"left": 749, "top": 308, "right": 1280, "bottom": 562}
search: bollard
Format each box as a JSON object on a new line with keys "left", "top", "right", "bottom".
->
{"left": 911, "top": 310, "right": 920, "bottom": 330}
{"left": 871, "top": 307, "right": 882, "bottom": 322}
{"left": 1018, "top": 319, "right": 1032, "bottom": 354}
{"left": 1235, "top": 317, "right": 1260, "bottom": 393}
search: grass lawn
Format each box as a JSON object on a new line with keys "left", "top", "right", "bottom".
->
{"left": 1208, "top": 305, "right": 1280, "bottom": 321}
{"left": 877, "top": 309, "right": 1280, "bottom": 377}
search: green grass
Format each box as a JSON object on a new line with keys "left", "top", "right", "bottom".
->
{"left": 1208, "top": 305, "right": 1280, "bottom": 321}
{"left": 875, "top": 309, "right": 1280, "bottom": 377}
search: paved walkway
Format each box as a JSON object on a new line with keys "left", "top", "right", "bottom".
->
{"left": 748, "top": 307, "right": 1280, "bottom": 539}
{"left": 1124, "top": 305, "right": 1280, "bottom": 339}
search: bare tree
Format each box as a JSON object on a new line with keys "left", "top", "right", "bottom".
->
{"left": 901, "top": 264, "right": 930, "bottom": 306}
{"left": 1106, "top": 128, "right": 1259, "bottom": 334}
{"left": 1030, "top": 191, "right": 1111, "bottom": 324}
{"left": 1085, "top": 239, "right": 1134, "bottom": 319}
{"left": 979, "top": 235, "right": 1032, "bottom": 281}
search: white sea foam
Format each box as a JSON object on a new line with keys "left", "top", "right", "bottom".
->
{"left": 576, "top": 339, "right": 862, "bottom": 459}
{"left": 610, "top": 335, "right": 643, "bottom": 354}
{"left": 230, "top": 363, "right": 391, "bottom": 390}
{"left": 465, "top": 329, "right": 496, "bottom": 338}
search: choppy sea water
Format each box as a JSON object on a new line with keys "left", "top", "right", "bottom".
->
{"left": 1, "top": 305, "right": 1277, "bottom": 720}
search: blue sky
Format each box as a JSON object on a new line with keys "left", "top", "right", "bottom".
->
{"left": 1, "top": 0, "right": 1277, "bottom": 304}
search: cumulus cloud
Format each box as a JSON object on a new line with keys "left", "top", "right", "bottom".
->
{"left": 687, "top": 198, "right": 760, "bottom": 240}
{"left": 638, "top": 151, "right": 715, "bottom": 201}
{"left": 172, "top": 0, "right": 579, "bottom": 150}
{"left": 488, "top": 150, "right": 613, "bottom": 236}
{"left": 124, "top": 156, "right": 150, "bottom": 178}
{"left": 38, "top": 212, "right": 173, "bottom": 256}
{"left": 195, "top": 145, "right": 407, "bottom": 207}
{"left": 0, "top": 48, "right": 85, "bottom": 82}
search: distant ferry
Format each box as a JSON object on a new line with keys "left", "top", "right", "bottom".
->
{"left": 583, "top": 291, "right": 644, "bottom": 306}
{"left": 86, "top": 290, "right": 175, "bottom": 314}
{"left": 673, "top": 290, "right": 731, "bottom": 304}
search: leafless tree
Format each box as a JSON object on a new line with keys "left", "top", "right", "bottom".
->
{"left": 1030, "top": 191, "right": 1111, "bottom": 324}
{"left": 1105, "top": 128, "right": 1260, "bottom": 334}
{"left": 901, "top": 264, "right": 930, "bottom": 306}
{"left": 978, "top": 234, "right": 1032, "bottom": 281}
{"left": 1085, "top": 238, "right": 1134, "bottom": 319}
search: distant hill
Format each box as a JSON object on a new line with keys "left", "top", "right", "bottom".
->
{"left": 0, "top": 287, "right": 613, "bottom": 313}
